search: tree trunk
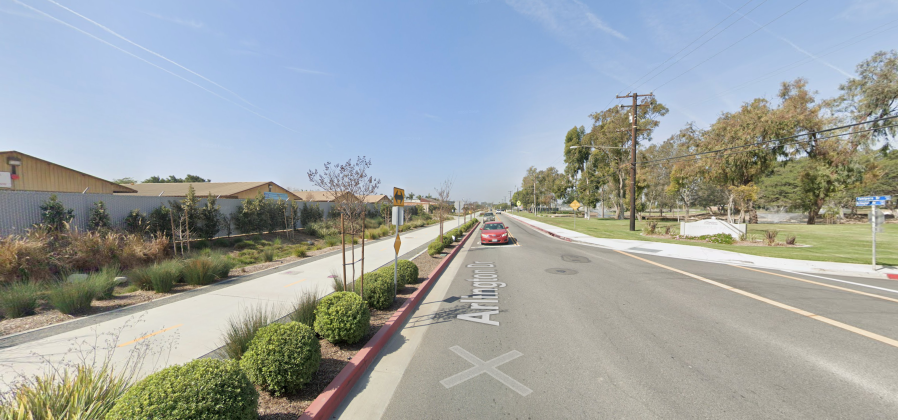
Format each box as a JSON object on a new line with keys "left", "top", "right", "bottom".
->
{"left": 749, "top": 201, "right": 758, "bottom": 224}
{"left": 807, "top": 197, "right": 825, "bottom": 225}
{"left": 726, "top": 192, "right": 735, "bottom": 223}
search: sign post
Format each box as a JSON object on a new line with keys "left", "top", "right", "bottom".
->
{"left": 393, "top": 187, "right": 405, "bottom": 294}
{"left": 570, "top": 200, "right": 581, "bottom": 229}
{"left": 856, "top": 196, "right": 890, "bottom": 270}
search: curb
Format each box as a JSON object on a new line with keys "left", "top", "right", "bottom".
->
{"left": 507, "top": 213, "right": 898, "bottom": 281}
{"left": 300, "top": 221, "right": 480, "bottom": 419}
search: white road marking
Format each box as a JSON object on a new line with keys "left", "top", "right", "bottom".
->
{"left": 440, "top": 346, "right": 532, "bottom": 396}
{"left": 776, "top": 269, "right": 898, "bottom": 295}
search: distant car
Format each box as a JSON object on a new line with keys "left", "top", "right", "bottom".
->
{"left": 480, "top": 222, "right": 509, "bottom": 245}
{"left": 496, "top": 210, "right": 502, "bottom": 214}
{"left": 483, "top": 212, "right": 495, "bottom": 221}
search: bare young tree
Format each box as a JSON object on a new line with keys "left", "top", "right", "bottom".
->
{"left": 434, "top": 178, "right": 453, "bottom": 241}
{"left": 308, "top": 157, "right": 381, "bottom": 297}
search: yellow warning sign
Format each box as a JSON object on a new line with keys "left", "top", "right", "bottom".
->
{"left": 393, "top": 187, "right": 405, "bottom": 206}
{"left": 394, "top": 234, "right": 401, "bottom": 254}
{"left": 570, "top": 200, "right": 581, "bottom": 210}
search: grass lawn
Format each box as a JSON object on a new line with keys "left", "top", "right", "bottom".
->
{"left": 510, "top": 212, "right": 897, "bottom": 266}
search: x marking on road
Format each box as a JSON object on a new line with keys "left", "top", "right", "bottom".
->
{"left": 440, "top": 346, "right": 532, "bottom": 396}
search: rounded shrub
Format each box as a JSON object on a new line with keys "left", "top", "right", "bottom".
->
{"left": 427, "top": 241, "right": 444, "bottom": 256}
{"left": 396, "top": 259, "right": 419, "bottom": 286}
{"left": 359, "top": 270, "right": 394, "bottom": 310}
{"left": 106, "top": 358, "right": 257, "bottom": 420}
{"left": 240, "top": 322, "right": 321, "bottom": 396}
{"left": 441, "top": 234, "right": 452, "bottom": 247}
{"left": 314, "top": 291, "right": 370, "bottom": 344}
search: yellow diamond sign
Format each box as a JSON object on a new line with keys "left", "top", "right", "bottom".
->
{"left": 570, "top": 200, "right": 581, "bottom": 210}
{"left": 394, "top": 235, "right": 401, "bottom": 254}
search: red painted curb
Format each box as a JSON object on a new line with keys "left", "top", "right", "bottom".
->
{"left": 300, "top": 221, "right": 480, "bottom": 420}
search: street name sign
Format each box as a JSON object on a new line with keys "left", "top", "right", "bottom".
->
{"left": 856, "top": 200, "right": 887, "bottom": 206}
{"left": 857, "top": 195, "right": 891, "bottom": 201}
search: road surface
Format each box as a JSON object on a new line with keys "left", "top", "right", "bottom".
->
{"left": 338, "top": 213, "right": 898, "bottom": 419}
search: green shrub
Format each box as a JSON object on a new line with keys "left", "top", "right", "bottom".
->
{"left": 213, "top": 238, "right": 231, "bottom": 247}
{"left": 293, "top": 246, "right": 308, "bottom": 257}
{"left": 234, "top": 240, "right": 256, "bottom": 250}
{"left": 324, "top": 236, "right": 340, "bottom": 247}
{"left": 4, "top": 364, "right": 131, "bottom": 420}
{"left": 88, "top": 266, "right": 121, "bottom": 300}
{"left": 220, "top": 304, "right": 277, "bottom": 360}
{"left": 314, "top": 291, "right": 370, "bottom": 344}
{"left": 131, "top": 260, "right": 181, "bottom": 293}
{"left": 49, "top": 281, "right": 94, "bottom": 315}
{"left": 240, "top": 322, "right": 321, "bottom": 396}
{"left": 427, "top": 240, "right": 444, "bottom": 256}
{"left": 38, "top": 194, "right": 74, "bottom": 232}
{"left": 106, "top": 359, "right": 258, "bottom": 420}
{"left": 262, "top": 247, "right": 276, "bottom": 262}
{"left": 359, "top": 270, "right": 394, "bottom": 310}
{"left": 0, "top": 282, "right": 41, "bottom": 319}
{"left": 182, "top": 257, "right": 216, "bottom": 285}
{"left": 396, "top": 259, "right": 419, "bottom": 286}
{"left": 210, "top": 254, "right": 235, "bottom": 279}
{"left": 87, "top": 201, "right": 112, "bottom": 231}
{"left": 290, "top": 291, "right": 318, "bottom": 327}
{"left": 441, "top": 234, "right": 452, "bottom": 247}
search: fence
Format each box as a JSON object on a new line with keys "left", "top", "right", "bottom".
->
{"left": 0, "top": 190, "right": 343, "bottom": 237}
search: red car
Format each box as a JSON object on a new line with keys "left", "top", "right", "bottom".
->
{"left": 480, "top": 222, "right": 510, "bottom": 245}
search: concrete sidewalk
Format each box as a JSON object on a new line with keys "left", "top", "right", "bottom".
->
{"left": 505, "top": 212, "right": 898, "bottom": 280}
{"left": 0, "top": 219, "right": 458, "bottom": 392}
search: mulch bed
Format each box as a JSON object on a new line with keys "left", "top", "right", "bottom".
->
{"left": 256, "top": 246, "right": 454, "bottom": 419}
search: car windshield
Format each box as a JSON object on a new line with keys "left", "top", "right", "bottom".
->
{"left": 484, "top": 223, "right": 504, "bottom": 230}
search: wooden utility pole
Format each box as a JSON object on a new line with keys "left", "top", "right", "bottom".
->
{"left": 616, "top": 92, "right": 654, "bottom": 232}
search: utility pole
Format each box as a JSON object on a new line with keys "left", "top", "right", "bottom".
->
{"left": 616, "top": 92, "right": 654, "bottom": 232}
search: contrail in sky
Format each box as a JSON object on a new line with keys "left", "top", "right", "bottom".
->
{"left": 13, "top": 0, "right": 296, "bottom": 132}
{"left": 44, "top": 0, "right": 259, "bottom": 108}
{"left": 718, "top": 0, "right": 852, "bottom": 78}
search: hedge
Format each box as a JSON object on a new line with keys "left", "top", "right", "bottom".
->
{"left": 106, "top": 359, "right": 257, "bottom": 420}
{"left": 240, "top": 322, "right": 321, "bottom": 396}
{"left": 314, "top": 292, "right": 370, "bottom": 344}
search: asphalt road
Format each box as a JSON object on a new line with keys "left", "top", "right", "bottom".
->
{"left": 369, "top": 213, "right": 898, "bottom": 419}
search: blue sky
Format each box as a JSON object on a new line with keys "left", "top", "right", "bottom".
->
{"left": 1, "top": 0, "right": 897, "bottom": 203}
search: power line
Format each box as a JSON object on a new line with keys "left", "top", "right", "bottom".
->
{"left": 632, "top": 0, "right": 769, "bottom": 92}
{"left": 640, "top": 126, "right": 883, "bottom": 168}
{"left": 617, "top": 0, "right": 758, "bottom": 95}
{"left": 686, "top": 17, "right": 898, "bottom": 107}
{"left": 637, "top": 116, "right": 897, "bottom": 167}
{"left": 653, "top": 0, "right": 809, "bottom": 92}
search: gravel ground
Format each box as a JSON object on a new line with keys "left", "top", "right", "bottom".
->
{"left": 256, "top": 246, "right": 454, "bottom": 419}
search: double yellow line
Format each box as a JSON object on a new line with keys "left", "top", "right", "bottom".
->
{"left": 617, "top": 250, "right": 898, "bottom": 349}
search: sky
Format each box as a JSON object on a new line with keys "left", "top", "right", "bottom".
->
{"left": 1, "top": 0, "right": 897, "bottom": 203}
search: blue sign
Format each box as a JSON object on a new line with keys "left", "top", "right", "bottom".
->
{"left": 857, "top": 195, "right": 891, "bottom": 201}
{"left": 263, "top": 192, "right": 289, "bottom": 201}
{"left": 856, "top": 200, "right": 886, "bottom": 206}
